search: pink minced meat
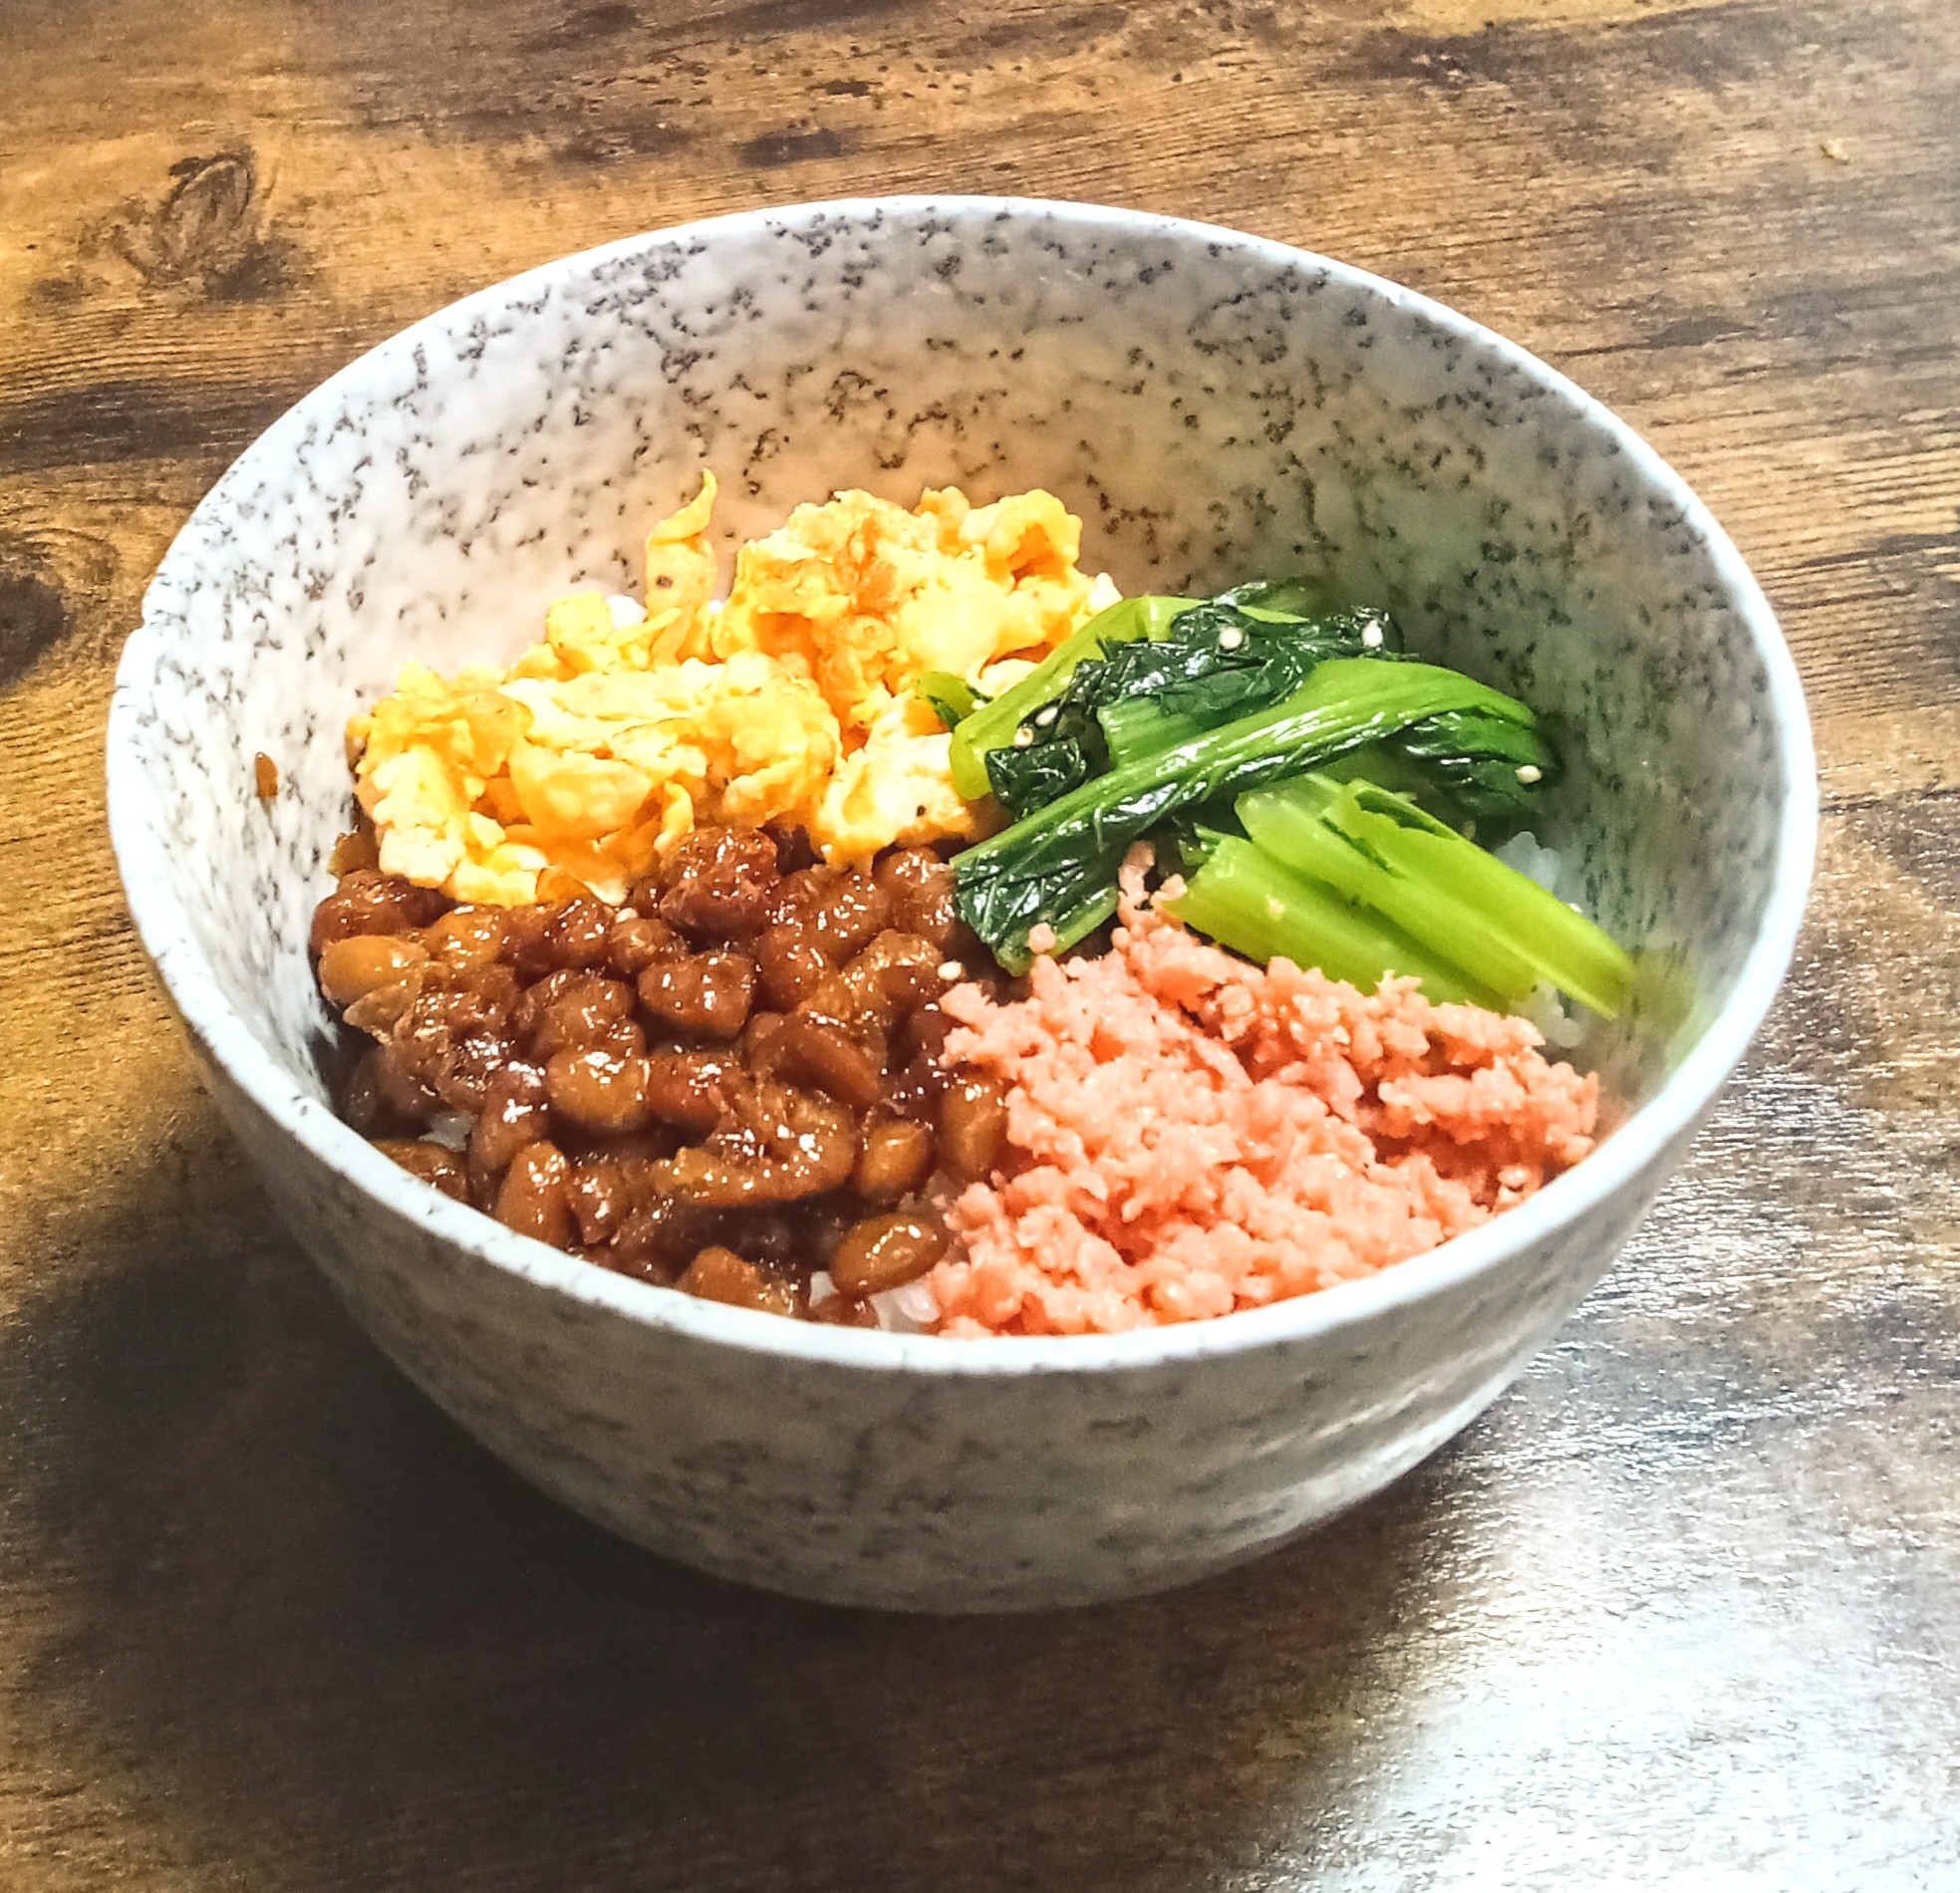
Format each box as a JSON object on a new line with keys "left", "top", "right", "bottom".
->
{"left": 931, "top": 852, "right": 1599, "bottom": 1337}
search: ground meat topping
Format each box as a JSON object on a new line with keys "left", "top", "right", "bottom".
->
{"left": 313, "top": 832, "right": 980, "bottom": 1321}
{"left": 929, "top": 856, "right": 1599, "bottom": 1336}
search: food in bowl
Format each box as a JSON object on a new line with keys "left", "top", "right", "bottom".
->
{"left": 114, "top": 197, "right": 1813, "bottom": 1606}
{"left": 310, "top": 475, "right": 1631, "bottom": 1337}
{"left": 348, "top": 475, "right": 1113, "bottom": 904}
{"left": 929, "top": 854, "right": 1598, "bottom": 1336}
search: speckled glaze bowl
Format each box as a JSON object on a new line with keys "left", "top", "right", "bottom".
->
{"left": 107, "top": 198, "right": 1815, "bottom": 1612}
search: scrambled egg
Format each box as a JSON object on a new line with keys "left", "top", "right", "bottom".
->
{"left": 349, "top": 475, "right": 1115, "bottom": 904}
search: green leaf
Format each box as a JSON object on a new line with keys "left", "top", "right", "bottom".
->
{"left": 948, "top": 595, "right": 1193, "bottom": 798}
{"left": 984, "top": 732, "right": 1097, "bottom": 814}
{"left": 1168, "top": 835, "right": 1498, "bottom": 1006}
{"left": 914, "top": 671, "right": 983, "bottom": 730}
{"left": 1389, "top": 707, "right": 1552, "bottom": 822}
{"left": 1239, "top": 774, "right": 1633, "bottom": 1016}
{"left": 954, "top": 657, "right": 1536, "bottom": 970}
{"left": 984, "top": 597, "right": 1398, "bottom": 817}
{"left": 1214, "top": 574, "right": 1344, "bottom": 620}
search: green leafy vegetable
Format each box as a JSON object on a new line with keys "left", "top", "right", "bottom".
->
{"left": 943, "top": 563, "right": 1620, "bottom": 1009}
{"left": 1094, "top": 607, "right": 1388, "bottom": 770}
{"left": 1168, "top": 834, "right": 1499, "bottom": 1007}
{"left": 981, "top": 727, "right": 1099, "bottom": 818}
{"left": 954, "top": 657, "right": 1540, "bottom": 971}
{"left": 1236, "top": 775, "right": 1633, "bottom": 1015}
{"left": 987, "top": 598, "right": 1399, "bottom": 818}
{"left": 1387, "top": 708, "right": 1549, "bottom": 824}
{"left": 1092, "top": 601, "right": 1389, "bottom": 732}
{"left": 914, "top": 671, "right": 983, "bottom": 730}
{"left": 1214, "top": 575, "right": 1346, "bottom": 621}
{"left": 946, "top": 578, "right": 1365, "bottom": 805}
{"left": 947, "top": 595, "right": 1193, "bottom": 799}
{"left": 1302, "top": 721, "right": 1544, "bottom": 830}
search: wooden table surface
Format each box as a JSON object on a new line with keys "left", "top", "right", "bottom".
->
{"left": 4, "top": 1, "right": 1958, "bottom": 1885}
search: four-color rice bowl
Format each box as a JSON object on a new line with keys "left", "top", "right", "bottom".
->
{"left": 107, "top": 199, "right": 1815, "bottom": 1610}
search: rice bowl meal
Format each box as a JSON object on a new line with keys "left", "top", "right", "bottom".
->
{"left": 316, "top": 476, "right": 1627, "bottom": 1337}
{"left": 111, "top": 196, "right": 1813, "bottom": 1607}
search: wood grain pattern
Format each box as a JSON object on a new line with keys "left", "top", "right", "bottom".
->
{"left": 3, "top": 0, "right": 1956, "bottom": 1885}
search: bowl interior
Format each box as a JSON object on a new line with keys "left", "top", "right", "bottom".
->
{"left": 116, "top": 197, "right": 1805, "bottom": 1144}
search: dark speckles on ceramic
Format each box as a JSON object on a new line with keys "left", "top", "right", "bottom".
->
{"left": 106, "top": 198, "right": 1815, "bottom": 1612}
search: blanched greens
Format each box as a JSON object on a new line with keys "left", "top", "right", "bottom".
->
{"left": 942, "top": 570, "right": 1628, "bottom": 1017}
{"left": 983, "top": 594, "right": 1398, "bottom": 820}
{"left": 1182, "top": 775, "right": 1633, "bottom": 1016}
{"left": 1170, "top": 831, "right": 1500, "bottom": 1007}
{"left": 946, "top": 595, "right": 1194, "bottom": 799}
{"left": 913, "top": 671, "right": 983, "bottom": 730}
{"left": 953, "top": 656, "right": 1548, "bottom": 972}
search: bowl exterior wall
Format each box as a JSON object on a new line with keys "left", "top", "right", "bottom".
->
{"left": 186, "top": 1022, "right": 1690, "bottom": 1610}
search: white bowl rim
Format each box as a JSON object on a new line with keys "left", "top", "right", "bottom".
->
{"left": 107, "top": 192, "right": 1819, "bottom": 1380}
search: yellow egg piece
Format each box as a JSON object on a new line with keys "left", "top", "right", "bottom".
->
{"left": 347, "top": 474, "right": 1113, "bottom": 901}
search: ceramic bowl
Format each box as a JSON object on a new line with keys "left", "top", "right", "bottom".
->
{"left": 107, "top": 197, "right": 1815, "bottom": 1611}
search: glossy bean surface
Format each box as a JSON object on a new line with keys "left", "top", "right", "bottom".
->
{"left": 311, "top": 828, "right": 1003, "bottom": 1326}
